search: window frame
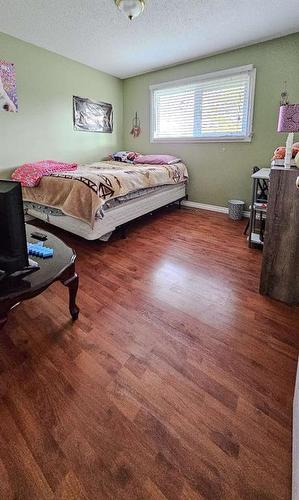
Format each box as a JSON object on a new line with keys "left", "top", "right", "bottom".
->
{"left": 149, "top": 65, "right": 256, "bottom": 144}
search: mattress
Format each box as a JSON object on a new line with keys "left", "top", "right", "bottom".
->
{"left": 24, "top": 184, "right": 173, "bottom": 219}
{"left": 26, "top": 183, "right": 186, "bottom": 241}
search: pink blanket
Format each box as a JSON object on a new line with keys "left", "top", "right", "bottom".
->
{"left": 12, "top": 160, "right": 78, "bottom": 187}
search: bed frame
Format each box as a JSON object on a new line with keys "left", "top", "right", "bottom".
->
{"left": 26, "top": 183, "right": 187, "bottom": 241}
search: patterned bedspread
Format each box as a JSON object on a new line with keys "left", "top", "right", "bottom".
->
{"left": 22, "top": 160, "right": 188, "bottom": 226}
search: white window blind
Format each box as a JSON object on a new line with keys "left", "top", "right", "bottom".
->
{"left": 150, "top": 66, "right": 256, "bottom": 143}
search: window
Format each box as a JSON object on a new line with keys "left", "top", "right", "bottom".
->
{"left": 150, "top": 65, "right": 256, "bottom": 143}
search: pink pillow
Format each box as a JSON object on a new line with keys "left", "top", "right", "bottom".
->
{"left": 134, "top": 154, "right": 181, "bottom": 165}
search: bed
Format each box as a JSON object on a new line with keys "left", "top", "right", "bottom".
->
{"left": 23, "top": 160, "right": 188, "bottom": 240}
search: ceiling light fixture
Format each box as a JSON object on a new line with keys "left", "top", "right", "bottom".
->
{"left": 114, "top": 0, "right": 145, "bottom": 20}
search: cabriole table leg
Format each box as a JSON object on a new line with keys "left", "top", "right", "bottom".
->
{"left": 62, "top": 272, "right": 80, "bottom": 321}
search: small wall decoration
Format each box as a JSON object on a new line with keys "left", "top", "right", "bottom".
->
{"left": 0, "top": 60, "right": 18, "bottom": 112}
{"left": 130, "top": 111, "right": 141, "bottom": 138}
{"left": 73, "top": 96, "right": 113, "bottom": 133}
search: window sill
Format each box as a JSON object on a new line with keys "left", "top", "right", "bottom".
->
{"left": 150, "top": 136, "right": 253, "bottom": 144}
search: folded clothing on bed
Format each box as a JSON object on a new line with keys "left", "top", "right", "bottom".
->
{"left": 21, "top": 160, "right": 188, "bottom": 227}
{"left": 110, "top": 151, "right": 140, "bottom": 163}
{"left": 12, "top": 160, "right": 78, "bottom": 187}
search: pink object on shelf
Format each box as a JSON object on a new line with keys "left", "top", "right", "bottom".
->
{"left": 134, "top": 154, "right": 181, "bottom": 165}
{"left": 11, "top": 160, "right": 78, "bottom": 187}
{"left": 277, "top": 104, "right": 299, "bottom": 133}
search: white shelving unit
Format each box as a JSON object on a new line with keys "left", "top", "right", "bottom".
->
{"left": 248, "top": 168, "right": 270, "bottom": 248}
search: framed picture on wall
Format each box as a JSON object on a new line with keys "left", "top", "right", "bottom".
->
{"left": 73, "top": 96, "right": 113, "bottom": 133}
{"left": 0, "top": 60, "right": 18, "bottom": 112}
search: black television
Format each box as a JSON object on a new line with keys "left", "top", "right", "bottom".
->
{"left": 0, "top": 180, "right": 29, "bottom": 274}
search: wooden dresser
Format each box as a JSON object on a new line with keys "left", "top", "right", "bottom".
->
{"left": 260, "top": 167, "right": 299, "bottom": 305}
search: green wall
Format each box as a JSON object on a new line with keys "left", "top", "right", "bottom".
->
{"left": 0, "top": 32, "right": 123, "bottom": 178}
{"left": 1, "top": 31, "right": 298, "bottom": 207}
{"left": 123, "top": 33, "right": 299, "bottom": 207}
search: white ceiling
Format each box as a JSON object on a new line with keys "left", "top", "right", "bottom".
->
{"left": 0, "top": 0, "right": 298, "bottom": 79}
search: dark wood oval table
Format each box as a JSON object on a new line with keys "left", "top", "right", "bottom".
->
{"left": 0, "top": 224, "right": 79, "bottom": 329}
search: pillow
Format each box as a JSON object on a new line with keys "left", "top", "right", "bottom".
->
{"left": 110, "top": 151, "right": 140, "bottom": 163}
{"left": 134, "top": 154, "right": 181, "bottom": 165}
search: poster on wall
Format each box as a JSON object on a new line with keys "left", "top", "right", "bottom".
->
{"left": 73, "top": 96, "right": 113, "bottom": 133}
{"left": 0, "top": 61, "right": 18, "bottom": 112}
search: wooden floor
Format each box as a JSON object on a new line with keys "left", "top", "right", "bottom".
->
{"left": 0, "top": 208, "right": 298, "bottom": 500}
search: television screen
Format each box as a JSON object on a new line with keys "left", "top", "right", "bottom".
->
{"left": 0, "top": 180, "right": 29, "bottom": 273}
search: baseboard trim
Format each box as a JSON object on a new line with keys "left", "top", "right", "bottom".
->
{"left": 182, "top": 200, "right": 250, "bottom": 218}
{"left": 293, "top": 360, "right": 299, "bottom": 500}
